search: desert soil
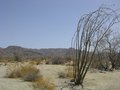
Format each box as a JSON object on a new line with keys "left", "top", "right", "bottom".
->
{"left": 0, "top": 64, "right": 120, "bottom": 90}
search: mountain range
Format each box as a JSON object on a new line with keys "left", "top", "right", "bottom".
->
{"left": 0, "top": 46, "right": 73, "bottom": 60}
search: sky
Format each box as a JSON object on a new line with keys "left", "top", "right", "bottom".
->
{"left": 0, "top": 0, "right": 120, "bottom": 49}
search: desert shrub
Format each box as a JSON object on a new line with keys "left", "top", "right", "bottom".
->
{"left": 25, "top": 59, "right": 42, "bottom": 65}
{"left": 51, "top": 57, "right": 65, "bottom": 65}
{"left": 20, "top": 64, "right": 39, "bottom": 81}
{"left": 6, "top": 62, "right": 21, "bottom": 78}
{"left": 29, "top": 61, "right": 39, "bottom": 65}
{"left": 36, "top": 60, "right": 42, "bottom": 65}
{"left": 65, "top": 66, "right": 73, "bottom": 78}
{"left": 45, "top": 60, "right": 50, "bottom": 64}
{"left": 58, "top": 72, "right": 66, "bottom": 78}
{"left": 65, "top": 61, "right": 73, "bottom": 66}
{"left": 33, "top": 76, "right": 55, "bottom": 90}
{"left": 58, "top": 66, "right": 73, "bottom": 79}
{"left": 6, "top": 63, "right": 39, "bottom": 81}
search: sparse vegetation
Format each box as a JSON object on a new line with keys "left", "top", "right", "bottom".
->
{"left": 6, "top": 62, "right": 55, "bottom": 90}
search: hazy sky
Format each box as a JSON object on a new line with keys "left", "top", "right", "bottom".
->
{"left": 0, "top": 0, "right": 120, "bottom": 49}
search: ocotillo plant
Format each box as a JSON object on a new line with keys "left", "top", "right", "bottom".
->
{"left": 71, "top": 7, "right": 120, "bottom": 86}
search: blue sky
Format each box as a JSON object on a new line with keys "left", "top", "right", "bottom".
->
{"left": 0, "top": 0, "right": 120, "bottom": 49}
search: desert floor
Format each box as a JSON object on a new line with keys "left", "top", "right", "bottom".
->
{"left": 0, "top": 64, "right": 120, "bottom": 90}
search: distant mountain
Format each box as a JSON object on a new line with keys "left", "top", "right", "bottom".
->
{"left": 0, "top": 46, "right": 74, "bottom": 61}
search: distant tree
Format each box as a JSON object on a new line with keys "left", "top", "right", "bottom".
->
{"left": 72, "top": 7, "right": 120, "bottom": 86}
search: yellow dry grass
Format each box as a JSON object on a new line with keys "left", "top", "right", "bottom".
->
{"left": 6, "top": 63, "right": 39, "bottom": 80}
{"left": 65, "top": 66, "right": 73, "bottom": 78}
{"left": 33, "top": 76, "right": 55, "bottom": 90}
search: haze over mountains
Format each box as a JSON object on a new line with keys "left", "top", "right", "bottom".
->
{"left": 0, "top": 46, "right": 73, "bottom": 60}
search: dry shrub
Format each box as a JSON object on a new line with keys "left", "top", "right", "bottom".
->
{"left": 45, "top": 60, "right": 50, "bottom": 64}
{"left": 29, "top": 60, "right": 42, "bottom": 65}
{"left": 6, "top": 63, "right": 39, "bottom": 81}
{"left": 65, "top": 66, "right": 73, "bottom": 78}
{"left": 58, "top": 66, "right": 73, "bottom": 79}
{"left": 20, "top": 64, "right": 39, "bottom": 81}
{"left": 6, "top": 62, "right": 21, "bottom": 78}
{"left": 65, "top": 61, "right": 73, "bottom": 66}
{"left": 58, "top": 72, "right": 66, "bottom": 78}
{"left": 51, "top": 57, "right": 65, "bottom": 65}
{"left": 33, "top": 76, "right": 55, "bottom": 90}
{"left": 29, "top": 61, "right": 38, "bottom": 65}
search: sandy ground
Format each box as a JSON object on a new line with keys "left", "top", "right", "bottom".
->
{"left": 0, "top": 64, "right": 120, "bottom": 90}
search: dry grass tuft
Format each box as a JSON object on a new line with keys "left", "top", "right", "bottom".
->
{"left": 6, "top": 62, "right": 22, "bottom": 78}
{"left": 65, "top": 66, "right": 73, "bottom": 78}
{"left": 20, "top": 64, "right": 39, "bottom": 81}
{"left": 29, "top": 60, "right": 42, "bottom": 65}
{"left": 6, "top": 63, "right": 39, "bottom": 81}
{"left": 58, "top": 66, "right": 73, "bottom": 79}
{"left": 29, "top": 61, "right": 37, "bottom": 65}
{"left": 33, "top": 76, "right": 55, "bottom": 90}
{"left": 58, "top": 72, "right": 66, "bottom": 78}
